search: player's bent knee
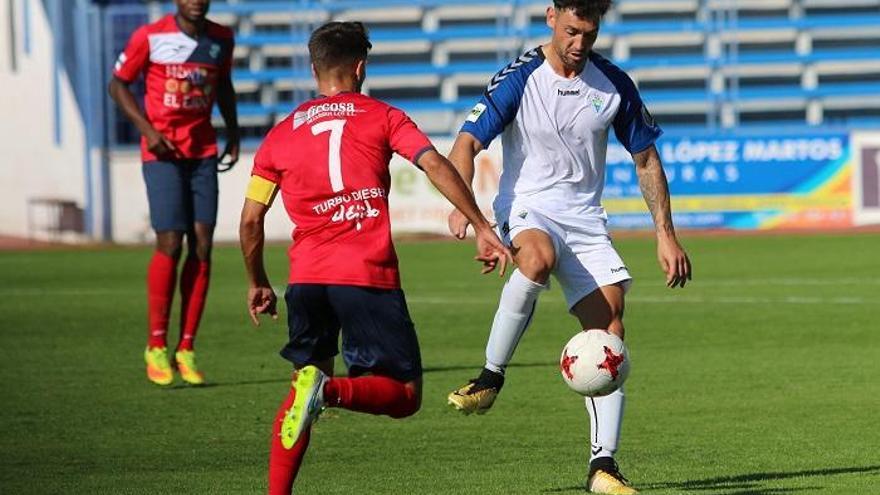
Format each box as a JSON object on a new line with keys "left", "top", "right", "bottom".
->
{"left": 389, "top": 380, "right": 421, "bottom": 419}
{"left": 516, "top": 256, "right": 554, "bottom": 284}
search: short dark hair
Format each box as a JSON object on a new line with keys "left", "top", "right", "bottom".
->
{"left": 308, "top": 21, "right": 373, "bottom": 73}
{"left": 553, "top": 0, "right": 612, "bottom": 20}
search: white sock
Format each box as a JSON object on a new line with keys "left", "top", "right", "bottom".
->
{"left": 484, "top": 269, "right": 547, "bottom": 374}
{"left": 586, "top": 387, "right": 625, "bottom": 462}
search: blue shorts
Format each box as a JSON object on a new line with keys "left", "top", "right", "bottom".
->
{"left": 282, "top": 284, "right": 422, "bottom": 382}
{"left": 142, "top": 157, "right": 218, "bottom": 232}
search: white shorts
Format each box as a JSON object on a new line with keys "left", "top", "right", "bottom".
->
{"left": 496, "top": 203, "right": 633, "bottom": 310}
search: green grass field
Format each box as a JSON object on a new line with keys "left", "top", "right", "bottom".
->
{"left": 1, "top": 233, "right": 879, "bottom": 494}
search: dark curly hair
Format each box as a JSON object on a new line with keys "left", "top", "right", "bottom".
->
{"left": 553, "top": 0, "right": 613, "bottom": 20}
{"left": 308, "top": 21, "right": 373, "bottom": 73}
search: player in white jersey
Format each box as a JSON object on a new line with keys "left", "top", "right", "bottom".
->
{"left": 445, "top": 1, "right": 692, "bottom": 494}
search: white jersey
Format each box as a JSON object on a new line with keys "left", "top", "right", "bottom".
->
{"left": 461, "top": 47, "right": 662, "bottom": 236}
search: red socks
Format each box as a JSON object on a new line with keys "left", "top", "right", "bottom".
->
{"left": 147, "top": 251, "right": 211, "bottom": 350}
{"left": 178, "top": 257, "right": 211, "bottom": 351}
{"left": 146, "top": 251, "right": 177, "bottom": 348}
{"left": 146, "top": 253, "right": 211, "bottom": 351}
{"left": 324, "top": 375, "right": 420, "bottom": 418}
{"left": 268, "top": 386, "right": 311, "bottom": 495}
{"left": 266, "top": 375, "right": 419, "bottom": 493}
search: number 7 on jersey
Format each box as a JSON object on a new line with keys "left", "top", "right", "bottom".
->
{"left": 311, "top": 119, "right": 347, "bottom": 193}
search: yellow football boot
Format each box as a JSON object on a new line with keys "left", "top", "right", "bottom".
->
{"left": 588, "top": 458, "right": 638, "bottom": 495}
{"left": 144, "top": 346, "right": 173, "bottom": 386}
{"left": 447, "top": 381, "right": 498, "bottom": 414}
{"left": 280, "top": 365, "right": 328, "bottom": 449}
{"left": 447, "top": 369, "right": 506, "bottom": 415}
{"left": 174, "top": 349, "right": 205, "bottom": 385}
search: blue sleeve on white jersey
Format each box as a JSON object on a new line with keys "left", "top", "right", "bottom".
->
{"left": 460, "top": 49, "right": 544, "bottom": 149}
{"left": 591, "top": 53, "right": 663, "bottom": 154}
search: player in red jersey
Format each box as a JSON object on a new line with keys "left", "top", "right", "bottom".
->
{"left": 239, "top": 22, "right": 512, "bottom": 494}
{"left": 109, "top": 0, "right": 239, "bottom": 386}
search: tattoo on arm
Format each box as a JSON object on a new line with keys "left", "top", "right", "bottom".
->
{"left": 634, "top": 146, "right": 675, "bottom": 235}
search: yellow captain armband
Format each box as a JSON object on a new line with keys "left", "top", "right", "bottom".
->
{"left": 246, "top": 175, "right": 278, "bottom": 206}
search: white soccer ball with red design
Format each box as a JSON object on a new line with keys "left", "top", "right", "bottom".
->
{"left": 560, "top": 329, "right": 630, "bottom": 397}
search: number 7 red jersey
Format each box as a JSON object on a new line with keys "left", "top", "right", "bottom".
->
{"left": 251, "top": 92, "right": 434, "bottom": 289}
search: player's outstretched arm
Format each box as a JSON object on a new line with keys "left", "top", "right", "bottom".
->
{"left": 107, "top": 77, "right": 177, "bottom": 158}
{"left": 418, "top": 149, "right": 512, "bottom": 275}
{"left": 239, "top": 198, "right": 277, "bottom": 325}
{"left": 445, "top": 132, "right": 484, "bottom": 239}
{"left": 633, "top": 145, "right": 692, "bottom": 288}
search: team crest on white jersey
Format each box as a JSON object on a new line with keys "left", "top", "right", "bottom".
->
{"left": 590, "top": 94, "right": 605, "bottom": 113}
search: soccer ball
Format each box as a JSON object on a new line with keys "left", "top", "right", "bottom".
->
{"left": 559, "top": 329, "right": 630, "bottom": 397}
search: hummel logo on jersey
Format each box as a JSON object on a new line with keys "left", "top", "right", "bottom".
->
{"left": 558, "top": 89, "right": 580, "bottom": 97}
{"left": 517, "top": 210, "right": 528, "bottom": 219}
{"left": 487, "top": 49, "right": 538, "bottom": 93}
{"left": 610, "top": 266, "right": 628, "bottom": 274}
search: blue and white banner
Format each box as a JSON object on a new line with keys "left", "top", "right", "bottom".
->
{"left": 602, "top": 133, "right": 853, "bottom": 229}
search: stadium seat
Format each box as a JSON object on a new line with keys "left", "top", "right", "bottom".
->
{"left": 101, "top": 0, "right": 880, "bottom": 143}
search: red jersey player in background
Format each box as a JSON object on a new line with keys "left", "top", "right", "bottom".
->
{"left": 109, "top": 0, "right": 239, "bottom": 386}
{"left": 239, "top": 21, "right": 511, "bottom": 494}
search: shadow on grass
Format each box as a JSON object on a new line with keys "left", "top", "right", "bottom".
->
{"left": 156, "top": 362, "right": 558, "bottom": 389}
{"left": 423, "top": 361, "right": 557, "bottom": 374}
{"left": 540, "top": 485, "right": 583, "bottom": 493}
{"left": 640, "top": 465, "right": 880, "bottom": 494}
{"left": 156, "top": 362, "right": 558, "bottom": 390}
{"left": 709, "top": 488, "right": 817, "bottom": 495}
{"left": 162, "top": 377, "right": 290, "bottom": 390}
